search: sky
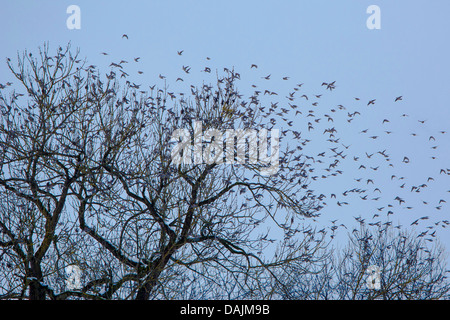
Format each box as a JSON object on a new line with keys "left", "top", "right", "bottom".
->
{"left": 1, "top": 1, "right": 450, "bottom": 265}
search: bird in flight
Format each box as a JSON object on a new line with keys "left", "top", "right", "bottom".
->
{"left": 182, "top": 65, "right": 191, "bottom": 74}
{"left": 122, "top": 34, "right": 128, "bottom": 39}
{"left": 395, "top": 96, "right": 403, "bottom": 102}
{"left": 177, "top": 50, "right": 184, "bottom": 55}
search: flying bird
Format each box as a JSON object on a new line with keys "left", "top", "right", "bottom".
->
{"left": 182, "top": 65, "right": 191, "bottom": 73}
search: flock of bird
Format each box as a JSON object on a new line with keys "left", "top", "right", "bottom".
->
{"left": 99, "top": 33, "right": 450, "bottom": 245}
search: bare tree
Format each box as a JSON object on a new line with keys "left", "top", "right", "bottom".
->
{"left": 275, "top": 223, "right": 450, "bottom": 300}
{"left": 334, "top": 223, "right": 450, "bottom": 300}
{"left": 3, "top": 43, "right": 448, "bottom": 301}
{"left": 0, "top": 44, "right": 112, "bottom": 299}
{"left": 0, "top": 43, "right": 326, "bottom": 300}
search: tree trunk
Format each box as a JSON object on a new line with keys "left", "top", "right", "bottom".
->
{"left": 135, "top": 278, "right": 157, "bottom": 300}
{"left": 28, "top": 258, "right": 46, "bottom": 300}
{"left": 135, "top": 250, "right": 175, "bottom": 300}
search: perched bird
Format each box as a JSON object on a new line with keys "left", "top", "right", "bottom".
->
{"left": 221, "top": 103, "right": 235, "bottom": 119}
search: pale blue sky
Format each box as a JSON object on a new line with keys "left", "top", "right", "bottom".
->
{"left": 2, "top": 1, "right": 450, "bottom": 261}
